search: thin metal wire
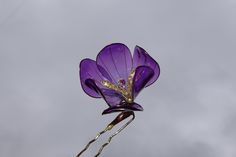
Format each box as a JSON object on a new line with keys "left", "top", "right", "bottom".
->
{"left": 76, "top": 113, "right": 135, "bottom": 157}
{"left": 76, "top": 128, "right": 109, "bottom": 157}
{"left": 94, "top": 114, "right": 135, "bottom": 157}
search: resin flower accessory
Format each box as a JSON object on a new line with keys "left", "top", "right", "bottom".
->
{"left": 77, "top": 43, "right": 160, "bottom": 157}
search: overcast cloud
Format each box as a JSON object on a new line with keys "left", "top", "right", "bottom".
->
{"left": 0, "top": 0, "right": 236, "bottom": 157}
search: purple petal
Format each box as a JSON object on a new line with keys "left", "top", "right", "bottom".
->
{"left": 96, "top": 43, "right": 133, "bottom": 85}
{"left": 80, "top": 59, "right": 124, "bottom": 106}
{"left": 132, "top": 66, "right": 154, "bottom": 98}
{"left": 100, "top": 88, "right": 124, "bottom": 107}
{"left": 102, "top": 102, "right": 143, "bottom": 114}
{"left": 133, "top": 46, "right": 160, "bottom": 87}
{"left": 84, "top": 78, "right": 124, "bottom": 107}
{"left": 79, "top": 59, "right": 104, "bottom": 98}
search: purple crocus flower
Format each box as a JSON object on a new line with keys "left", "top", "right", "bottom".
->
{"left": 79, "top": 43, "right": 160, "bottom": 115}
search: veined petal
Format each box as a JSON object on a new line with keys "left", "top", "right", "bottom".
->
{"left": 79, "top": 59, "right": 104, "bottom": 98}
{"left": 80, "top": 59, "right": 125, "bottom": 107}
{"left": 96, "top": 43, "right": 133, "bottom": 85}
{"left": 132, "top": 66, "right": 154, "bottom": 98}
{"left": 100, "top": 88, "right": 124, "bottom": 107}
{"left": 133, "top": 46, "right": 160, "bottom": 87}
{"left": 84, "top": 79, "right": 124, "bottom": 107}
{"left": 102, "top": 102, "right": 143, "bottom": 115}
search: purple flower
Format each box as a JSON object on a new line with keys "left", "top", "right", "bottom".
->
{"left": 79, "top": 43, "right": 160, "bottom": 114}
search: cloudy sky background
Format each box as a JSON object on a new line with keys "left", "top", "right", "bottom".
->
{"left": 0, "top": 0, "right": 236, "bottom": 157}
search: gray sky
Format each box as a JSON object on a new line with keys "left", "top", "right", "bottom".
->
{"left": 0, "top": 0, "right": 236, "bottom": 157}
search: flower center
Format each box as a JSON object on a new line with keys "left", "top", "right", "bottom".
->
{"left": 118, "top": 79, "right": 126, "bottom": 89}
{"left": 101, "top": 70, "right": 135, "bottom": 103}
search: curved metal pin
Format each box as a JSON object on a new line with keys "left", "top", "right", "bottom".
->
{"left": 94, "top": 112, "right": 135, "bottom": 157}
{"left": 76, "top": 127, "right": 109, "bottom": 157}
{"left": 76, "top": 111, "right": 135, "bottom": 157}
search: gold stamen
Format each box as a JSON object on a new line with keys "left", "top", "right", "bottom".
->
{"left": 101, "top": 70, "right": 135, "bottom": 103}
